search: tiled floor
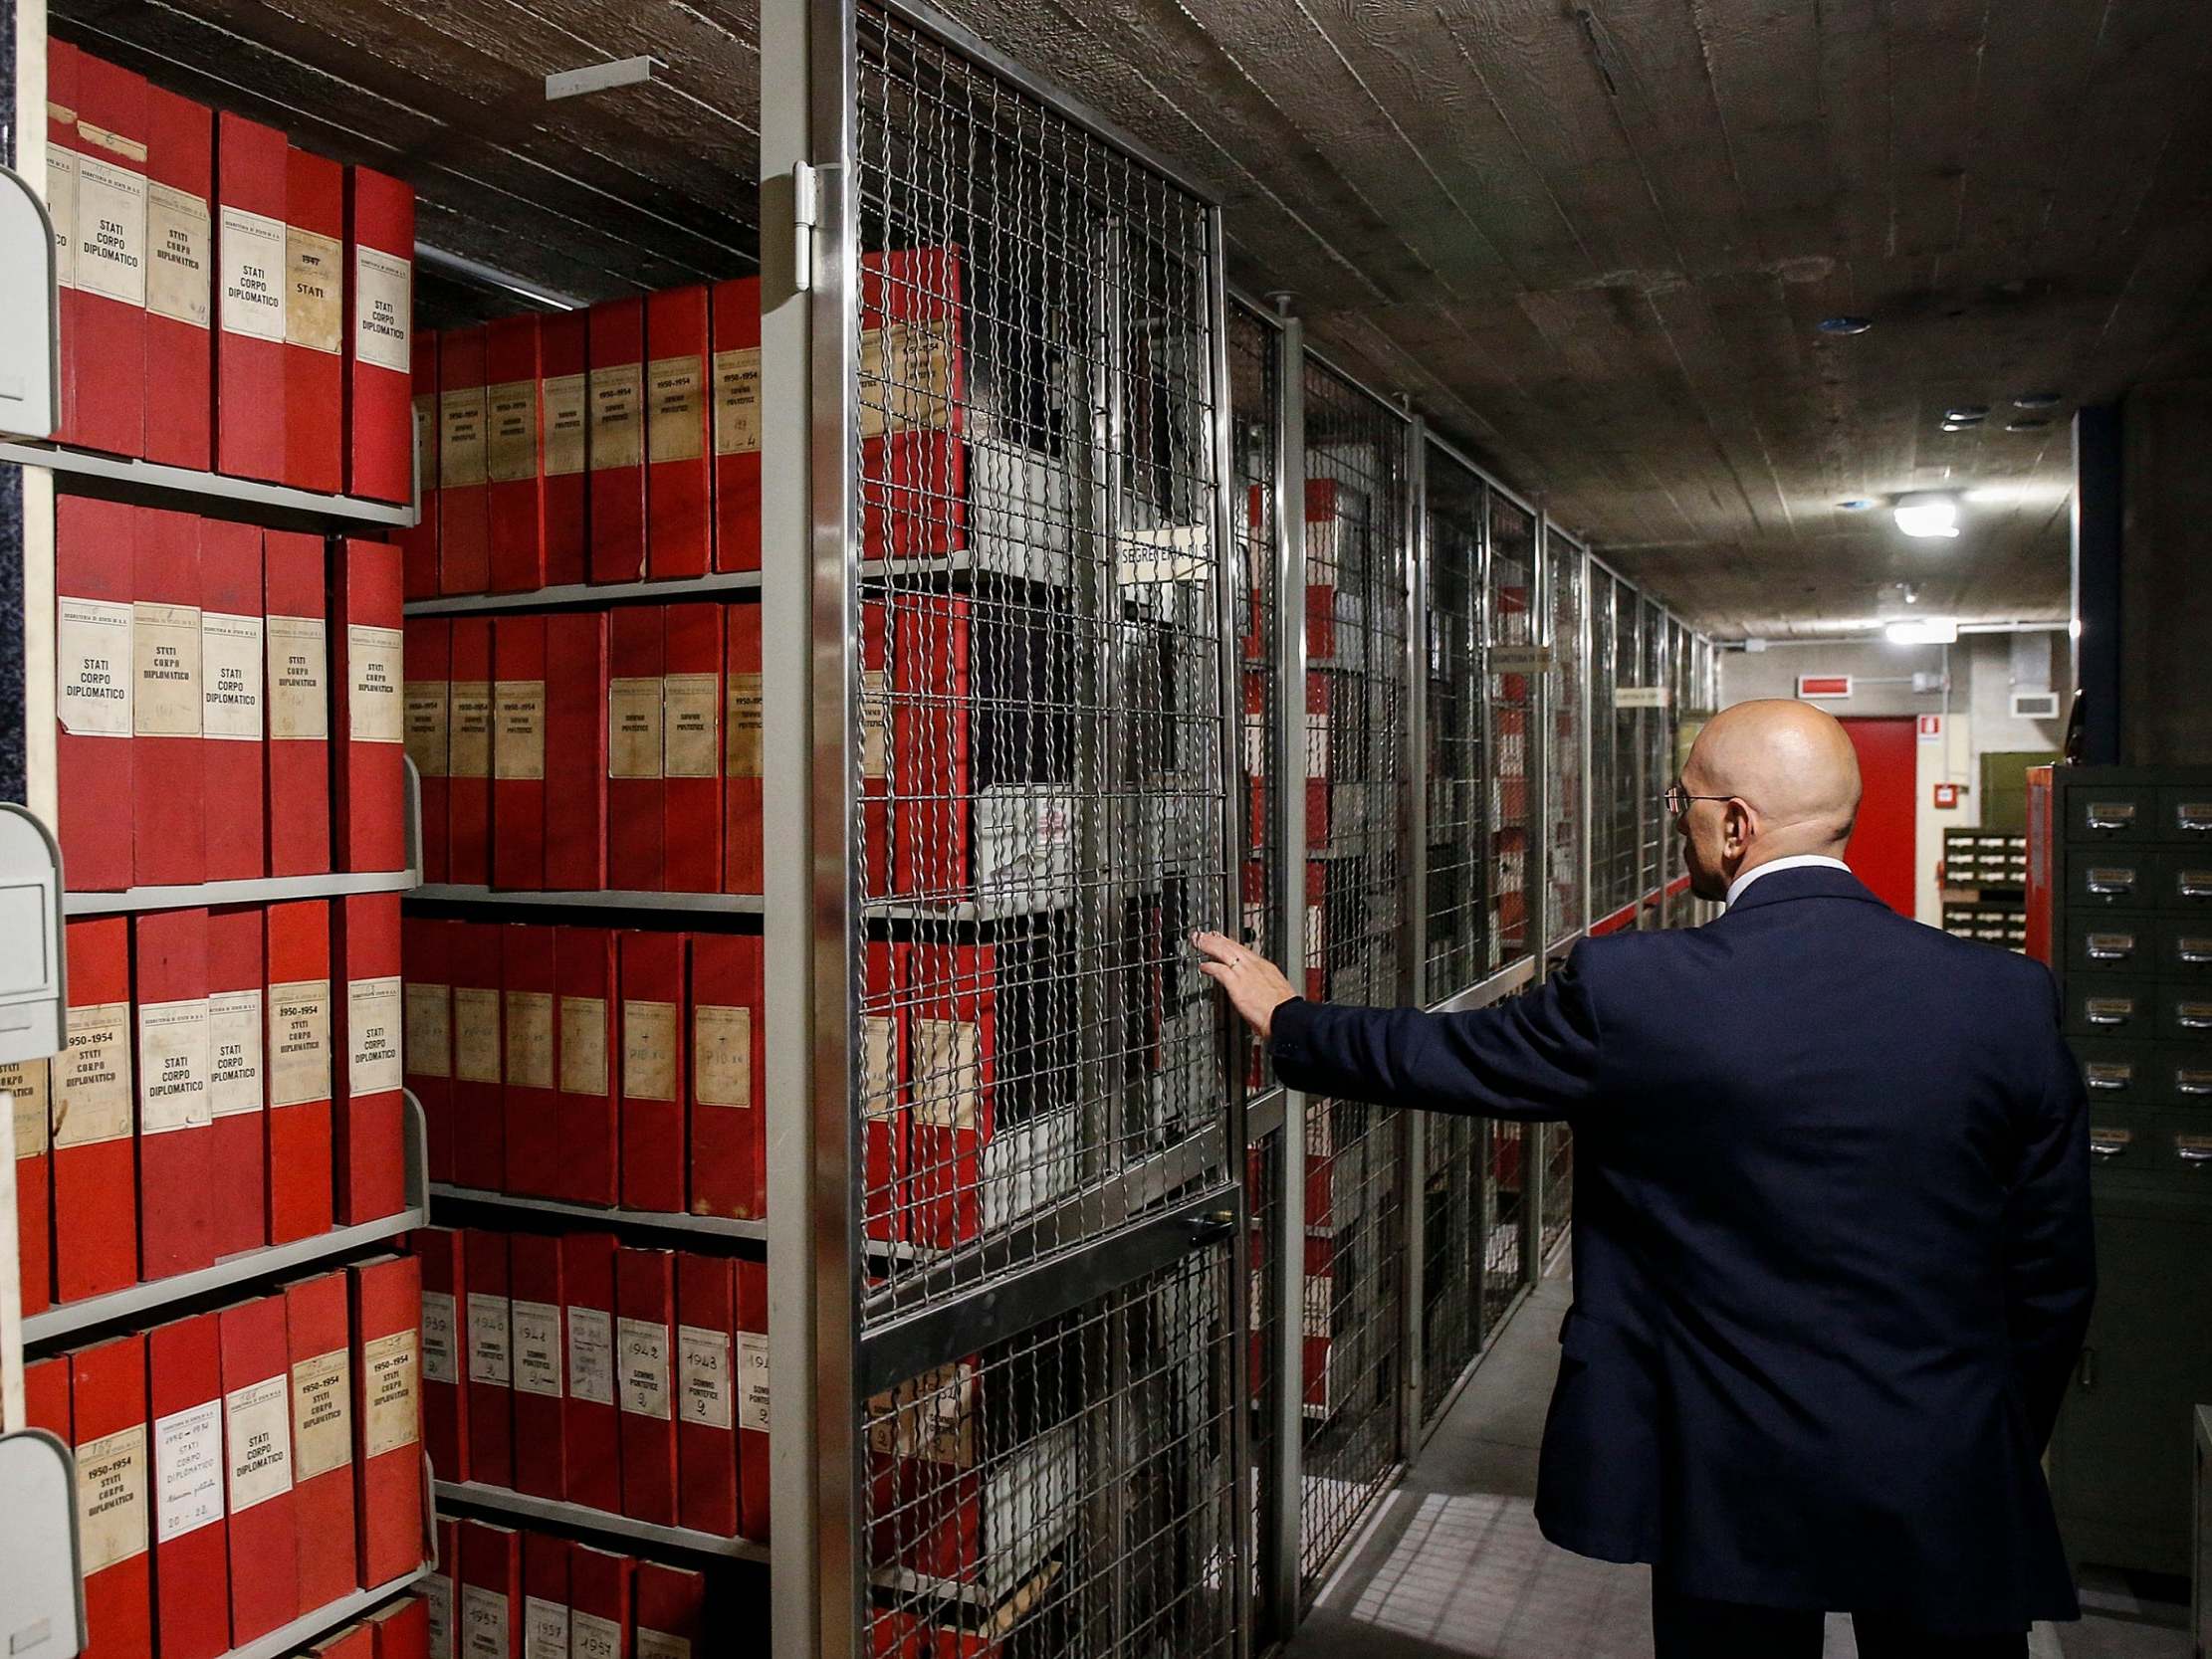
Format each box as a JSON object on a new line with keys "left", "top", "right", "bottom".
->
{"left": 1288, "top": 1265, "right": 2189, "bottom": 1659}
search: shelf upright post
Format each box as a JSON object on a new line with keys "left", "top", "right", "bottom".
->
{"left": 1580, "top": 543, "right": 1595, "bottom": 940}
{"left": 763, "top": 0, "right": 862, "bottom": 1650}
{"left": 1531, "top": 513, "right": 1553, "bottom": 974}
{"left": 1262, "top": 314, "right": 1308, "bottom": 1645}
{"left": 1396, "top": 422, "right": 1428, "bottom": 1451}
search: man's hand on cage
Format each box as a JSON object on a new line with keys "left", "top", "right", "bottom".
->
{"left": 1192, "top": 931, "right": 1300, "bottom": 1042}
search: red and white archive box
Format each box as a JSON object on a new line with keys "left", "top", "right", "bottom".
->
{"left": 215, "top": 109, "right": 290, "bottom": 484}
{"left": 509, "top": 1232, "right": 568, "bottom": 1502}
{"left": 286, "top": 1268, "right": 361, "bottom": 1610}
{"left": 56, "top": 916, "right": 136, "bottom": 1302}
{"left": 334, "top": 892, "right": 406, "bottom": 1223}
{"left": 723, "top": 601, "right": 764, "bottom": 895}
{"left": 486, "top": 314, "right": 547, "bottom": 595}
{"left": 737, "top": 1257, "right": 770, "bottom": 1544}
{"left": 711, "top": 276, "right": 764, "bottom": 571}
{"left": 457, "top": 1518, "right": 521, "bottom": 1658}
{"left": 463, "top": 1224, "right": 515, "bottom": 1491}
{"left": 414, "top": 1226, "right": 468, "bottom": 1484}
{"left": 501, "top": 922, "right": 561, "bottom": 1198}
{"left": 207, "top": 904, "right": 268, "bottom": 1256}
{"left": 662, "top": 602, "right": 723, "bottom": 894}
{"left": 344, "top": 165, "right": 416, "bottom": 504}
{"left": 400, "top": 332, "right": 439, "bottom": 600}
{"left": 265, "top": 900, "right": 335, "bottom": 1245}
{"left": 55, "top": 495, "right": 135, "bottom": 892}
{"left": 73, "top": 1332, "right": 154, "bottom": 1659}
{"left": 618, "top": 931, "right": 686, "bottom": 1213}
{"left": 541, "top": 311, "right": 590, "bottom": 588}
{"left": 200, "top": 520, "right": 266, "bottom": 882}
{"left": 492, "top": 615, "right": 549, "bottom": 891}
{"left": 567, "top": 1545, "right": 633, "bottom": 1659}
{"left": 134, "top": 905, "right": 215, "bottom": 1280}
{"left": 437, "top": 323, "right": 492, "bottom": 594}
{"left": 149, "top": 1310, "right": 228, "bottom": 1659}
{"left": 521, "top": 1532, "right": 572, "bottom": 1659}
{"left": 332, "top": 538, "right": 408, "bottom": 875}
{"left": 8, "top": 1058, "right": 53, "bottom": 1316}
{"left": 688, "top": 933, "right": 763, "bottom": 1221}
{"left": 264, "top": 528, "right": 332, "bottom": 878}
{"left": 219, "top": 1292, "right": 300, "bottom": 1644}
{"left": 350, "top": 1251, "right": 426, "bottom": 1586}
{"left": 553, "top": 926, "right": 620, "bottom": 1207}
{"left": 64, "top": 51, "right": 151, "bottom": 461}
{"left": 645, "top": 284, "right": 713, "bottom": 579}
{"left": 403, "top": 917, "right": 456, "bottom": 1181}
{"left": 634, "top": 1561, "right": 706, "bottom": 1658}
{"left": 405, "top": 618, "right": 453, "bottom": 885}
{"left": 587, "top": 298, "right": 648, "bottom": 582}
{"left": 615, "top": 1246, "right": 678, "bottom": 1526}
{"left": 675, "top": 1250, "right": 738, "bottom": 1536}
{"left": 545, "top": 610, "right": 609, "bottom": 891}
{"left": 284, "top": 145, "right": 345, "bottom": 496}
{"left": 560, "top": 1232, "right": 622, "bottom": 1517}
{"left": 144, "top": 84, "right": 214, "bottom": 472}
{"left": 133, "top": 505, "right": 205, "bottom": 888}
{"left": 859, "top": 246, "right": 966, "bottom": 562}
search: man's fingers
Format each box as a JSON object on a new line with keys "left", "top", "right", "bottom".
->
{"left": 1189, "top": 930, "right": 1241, "bottom": 964}
{"left": 1198, "top": 961, "right": 1231, "bottom": 985}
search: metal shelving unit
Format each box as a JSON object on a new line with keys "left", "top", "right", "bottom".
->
{"left": 63, "top": 867, "right": 417, "bottom": 917}
{"left": 408, "top": 885, "right": 765, "bottom": 915}
{"left": 402, "top": 570, "right": 765, "bottom": 616}
{"left": 429, "top": 1184, "right": 767, "bottom": 1244}
{"left": 435, "top": 1481, "right": 771, "bottom": 1563}
{"left": 1, "top": 438, "right": 417, "bottom": 528}
{"left": 214, "top": 1567, "right": 435, "bottom": 1659}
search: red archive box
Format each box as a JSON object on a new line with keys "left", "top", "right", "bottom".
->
{"left": 438, "top": 323, "right": 492, "bottom": 593}
{"left": 427, "top": 1516, "right": 460, "bottom": 1658}
{"left": 737, "top": 1257, "right": 770, "bottom": 1543}
{"left": 133, "top": 506, "right": 205, "bottom": 887}
{"left": 501, "top": 922, "right": 560, "bottom": 1196}
{"left": 332, "top": 537, "right": 407, "bottom": 874}
{"left": 219, "top": 1292, "right": 300, "bottom": 1642}
{"left": 405, "top": 617, "right": 453, "bottom": 883}
{"left": 400, "top": 331, "right": 440, "bottom": 599}
{"left": 285, "top": 1268, "right": 361, "bottom": 1609}
{"left": 413, "top": 1226, "right": 468, "bottom": 1483}
{"left": 860, "top": 598, "right": 889, "bottom": 899}
{"left": 447, "top": 617, "right": 494, "bottom": 886}
{"left": 1305, "top": 673, "right": 1330, "bottom": 849}
{"left": 587, "top": 298, "right": 647, "bottom": 581}
{"left": 646, "top": 285, "right": 712, "bottom": 579}
{"left": 46, "top": 41, "right": 80, "bottom": 444}
{"left": 457, "top": 1518, "right": 521, "bottom": 1657}
{"left": 448, "top": 922, "right": 505, "bottom": 1190}
{"left": 25, "top": 1351, "right": 70, "bottom": 1439}
{"left": 675, "top": 1251, "right": 738, "bottom": 1536}
{"left": 55, "top": 917, "right": 136, "bottom": 1303}
{"left": 345, "top": 165, "right": 415, "bottom": 503}
{"left": 711, "top": 275, "right": 763, "bottom": 571}
{"left": 522, "top": 1532, "right": 573, "bottom": 1657}
{"left": 200, "top": 521, "right": 265, "bottom": 881}
{"left": 862, "top": 939, "right": 907, "bottom": 1243}
{"left": 73, "top": 1332, "right": 153, "bottom": 1659}
{"left": 568, "top": 1546, "right": 632, "bottom": 1659}
{"left": 615, "top": 1247, "right": 677, "bottom": 1525}
{"left": 545, "top": 610, "right": 609, "bottom": 891}
{"left": 144, "top": 85, "right": 214, "bottom": 472}
{"left": 492, "top": 615, "right": 548, "bottom": 889}
{"left": 634, "top": 1562, "right": 706, "bottom": 1657}
{"left": 215, "top": 110, "right": 289, "bottom": 483}
{"left": 147, "top": 1311, "right": 227, "bottom": 1659}
{"left": 265, "top": 900, "right": 334, "bottom": 1244}
{"left": 403, "top": 916, "right": 457, "bottom": 1182}
{"left": 618, "top": 930, "right": 686, "bottom": 1212}
{"left": 607, "top": 605, "right": 664, "bottom": 890}
{"left": 351, "top": 1251, "right": 426, "bottom": 1586}
{"left": 6, "top": 1058, "right": 52, "bottom": 1315}
{"left": 553, "top": 926, "right": 620, "bottom": 1206}
{"left": 66, "top": 53, "right": 149, "bottom": 460}
{"left": 723, "top": 599, "right": 764, "bottom": 894}
{"left": 689, "top": 933, "right": 763, "bottom": 1221}
{"left": 284, "top": 146, "right": 344, "bottom": 494}
{"left": 463, "top": 1227, "right": 514, "bottom": 1491}
{"left": 207, "top": 905, "right": 268, "bottom": 1256}
{"left": 509, "top": 1232, "right": 568, "bottom": 1501}
{"left": 541, "top": 311, "right": 590, "bottom": 588}
{"left": 559, "top": 1232, "right": 621, "bottom": 1515}
{"left": 334, "top": 892, "right": 405, "bottom": 1221}
{"left": 134, "top": 906, "right": 214, "bottom": 1279}
{"left": 55, "top": 495, "right": 135, "bottom": 891}
{"left": 662, "top": 602, "right": 723, "bottom": 893}
{"left": 860, "top": 246, "right": 967, "bottom": 560}
{"left": 312, "top": 1625, "right": 375, "bottom": 1659}
{"left": 367, "top": 1593, "right": 432, "bottom": 1659}
{"left": 486, "top": 313, "right": 547, "bottom": 593}
{"left": 265, "top": 529, "right": 332, "bottom": 878}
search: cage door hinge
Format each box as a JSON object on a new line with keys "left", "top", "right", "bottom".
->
{"left": 792, "top": 162, "right": 823, "bottom": 292}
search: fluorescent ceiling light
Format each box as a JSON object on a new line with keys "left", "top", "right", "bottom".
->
{"left": 1893, "top": 492, "right": 1960, "bottom": 537}
{"left": 1886, "top": 617, "right": 1959, "bottom": 645}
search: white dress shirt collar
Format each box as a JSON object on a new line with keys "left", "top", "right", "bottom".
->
{"left": 1725, "top": 854, "right": 1853, "bottom": 909}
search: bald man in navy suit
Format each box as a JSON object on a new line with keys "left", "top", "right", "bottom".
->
{"left": 1198, "top": 699, "right": 2092, "bottom": 1659}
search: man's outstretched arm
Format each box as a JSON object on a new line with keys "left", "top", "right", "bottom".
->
{"left": 1194, "top": 931, "right": 1603, "bottom": 1121}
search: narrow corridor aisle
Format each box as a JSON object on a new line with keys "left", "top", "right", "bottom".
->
{"left": 1286, "top": 1263, "right": 2173, "bottom": 1659}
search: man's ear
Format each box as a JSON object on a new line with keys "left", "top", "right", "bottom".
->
{"left": 1725, "top": 798, "right": 1756, "bottom": 855}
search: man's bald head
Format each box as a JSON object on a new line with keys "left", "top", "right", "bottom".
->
{"left": 1675, "top": 700, "right": 1861, "bottom": 898}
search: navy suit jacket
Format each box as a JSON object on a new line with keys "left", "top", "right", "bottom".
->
{"left": 1269, "top": 865, "right": 2094, "bottom": 1630}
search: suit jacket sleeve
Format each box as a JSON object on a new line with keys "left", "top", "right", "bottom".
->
{"left": 2004, "top": 972, "right": 2096, "bottom": 1451}
{"left": 1267, "top": 943, "right": 1602, "bottom": 1120}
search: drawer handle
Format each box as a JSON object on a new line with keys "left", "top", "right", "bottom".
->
{"left": 2088, "top": 937, "right": 2137, "bottom": 960}
{"left": 2180, "top": 873, "right": 2212, "bottom": 899}
{"left": 2088, "top": 803, "right": 2137, "bottom": 829}
{"left": 2179, "top": 940, "right": 2212, "bottom": 964}
{"left": 2177, "top": 804, "right": 2212, "bottom": 833}
{"left": 2180, "top": 1006, "right": 2212, "bottom": 1030}
{"left": 2176, "top": 1075, "right": 2212, "bottom": 1097}
{"left": 2090, "top": 1139, "right": 2128, "bottom": 1159}
{"left": 2086, "top": 1074, "right": 2129, "bottom": 1091}
{"left": 2086, "top": 1000, "right": 2134, "bottom": 1025}
{"left": 2179, "top": 1146, "right": 2212, "bottom": 1164}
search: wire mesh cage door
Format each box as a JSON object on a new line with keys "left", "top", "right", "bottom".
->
{"left": 1544, "top": 526, "right": 1587, "bottom": 949}
{"left": 1420, "top": 443, "right": 1488, "bottom": 1006}
{"left": 820, "top": 2, "right": 1250, "bottom": 1653}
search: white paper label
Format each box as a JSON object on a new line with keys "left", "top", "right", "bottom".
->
{"left": 268, "top": 979, "right": 332, "bottom": 1108}
{"left": 462, "top": 1583, "right": 511, "bottom": 1659}
{"left": 422, "top": 1290, "right": 459, "bottom": 1384}
{"left": 426, "top": 1575, "right": 456, "bottom": 1659}
{"left": 57, "top": 596, "right": 132, "bottom": 737}
{"left": 224, "top": 1374, "right": 293, "bottom": 1512}
{"left": 137, "top": 995, "right": 212, "bottom": 1136}
{"left": 219, "top": 203, "right": 288, "bottom": 340}
{"left": 349, "top": 623, "right": 405, "bottom": 743}
{"left": 362, "top": 1327, "right": 421, "bottom": 1456}
{"left": 622, "top": 999, "right": 678, "bottom": 1103}
{"left": 353, "top": 245, "right": 412, "bottom": 371}
{"left": 468, "top": 1291, "right": 513, "bottom": 1385}
{"left": 512, "top": 1300, "right": 563, "bottom": 1399}
{"left": 4, "top": 1060, "right": 50, "bottom": 1158}
{"left": 146, "top": 181, "right": 212, "bottom": 328}
{"left": 286, "top": 224, "right": 342, "bottom": 353}
{"left": 406, "top": 983, "right": 452, "bottom": 1079}
{"left": 559, "top": 996, "right": 609, "bottom": 1096}
{"left": 207, "top": 988, "right": 264, "bottom": 1120}
{"left": 912, "top": 1019, "right": 980, "bottom": 1130}
{"left": 53, "top": 1000, "right": 132, "bottom": 1149}
{"left": 617, "top": 1317, "right": 671, "bottom": 1420}
{"left": 524, "top": 1597, "right": 570, "bottom": 1659}
{"left": 691, "top": 1003, "right": 753, "bottom": 1111}
{"left": 567, "top": 1307, "right": 614, "bottom": 1406}
{"left": 453, "top": 986, "right": 501, "bottom": 1085}
{"left": 290, "top": 1346, "right": 352, "bottom": 1482}
{"left": 571, "top": 1612, "right": 622, "bottom": 1659}
{"left": 347, "top": 973, "right": 404, "bottom": 1096}
{"left": 74, "top": 154, "right": 148, "bottom": 306}
{"left": 202, "top": 611, "right": 264, "bottom": 740}
{"left": 738, "top": 1330, "right": 770, "bottom": 1432}
{"left": 47, "top": 150, "right": 78, "bottom": 291}
{"left": 266, "top": 615, "right": 330, "bottom": 741}
{"left": 713, "top": 344, "right": 762, "bottom": 456}
{"left": 76, "top": 1424, "right": 148, "bottom": 1573}
{"left": 678, "top": 1324, "right": 733, "bottom": 1430}
{"left": 154, "top": 1400, "right": 224, "bottom": 1544}
{"left": 637, "top": 1631, "right": 693, "bottom": 1659}
{"left": 134, "top": 600, "right": 203, "bottom": 737}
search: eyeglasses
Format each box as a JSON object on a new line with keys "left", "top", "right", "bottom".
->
{"left": 1662, "top": 783, "right": 1735, "bottom": 818}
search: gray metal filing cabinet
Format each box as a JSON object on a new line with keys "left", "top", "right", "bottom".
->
{"left": 2047, "top": 766, "right": 2212, "bottom": 1577}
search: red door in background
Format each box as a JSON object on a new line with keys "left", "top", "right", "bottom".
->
{"left": 1840, "top": 717, "right": 1918, "bottom": 915}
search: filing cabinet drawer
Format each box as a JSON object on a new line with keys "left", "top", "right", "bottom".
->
{"left": 2157, "top": 920, "right": 2212, "bottom": 979}
{"left": 2066, "top": 979, "right": 2159, "bottom": 1039}
{"left": 2168, "top": 1127, "right": 2212, "bottom": 1183}
{"left": 2168, "top": 1057, "right": 2212, "bottom": 1107}
{"left": 2073, "top": 1038, "right": 2159, "bottom": 1104}
{"left": 2068, "top": 917, "right": 2153, "bottom": 975}
{"left": 2086, "top": 1112, "right": 2160, "bottom": 1188}
{"left": 2068, "top": 850, "right": 2157, "bottom": 913}
{"left": 2160, "top": 985, "right": 2212, "bottom": 1045}
{"left": 2154, "top": 853, "right": 2212, "bottom": 911}
{"left": 2159, "top": 788, "right": 2212, "bottom": 844}
{"left": 2069, "top": 787, "right": 2157, "bottom": 844}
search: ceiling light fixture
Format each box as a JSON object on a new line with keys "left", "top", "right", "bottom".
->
{"left": 1893, "top": 492, "right": 1960, "bottom": 538}
{"left": 1818, "top": 315, "right": 1874, "bottom": 335}
{"left": 1838, "top": 498, "right": 1877, "bottom": 511}
{"left": 1886, "top": 617, "right": 1959, "bottom": 645}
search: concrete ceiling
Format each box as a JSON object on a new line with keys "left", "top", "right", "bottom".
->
{"left": 57, "top": 0, "right": 2212, "bottom": 636}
